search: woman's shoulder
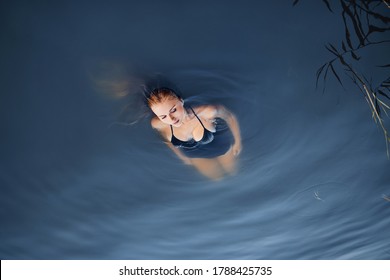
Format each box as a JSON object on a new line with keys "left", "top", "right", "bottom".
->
{"left": 192, "top": 104, "right": 219, "bottom": 119}
{"left": 151, "top": 117, "right": 171, "bottom": 141}
{"left": 151, "top": 116, "right": 169, "bottom": 130}
{"left": 194, "top": 105, "right": 221, "bottom": 119}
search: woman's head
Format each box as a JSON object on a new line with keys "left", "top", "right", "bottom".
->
{"left": 146, "top": 87, "right": 180, "bottom": 107}
{"left": 147, "top": 88, "right": 186, "bottom": 127}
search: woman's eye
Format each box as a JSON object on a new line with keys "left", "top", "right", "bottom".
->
{"left": 161, "top": 116, "right": 166, "bottom": 119}
{"left": 171, "top": 108, "right": 176, "bottom": 113}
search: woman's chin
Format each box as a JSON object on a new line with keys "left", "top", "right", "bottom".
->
{"left": 172, "top": 120, "right": 182, "bottom": 127}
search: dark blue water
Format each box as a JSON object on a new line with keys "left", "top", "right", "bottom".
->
{"left": 1, "top": 1, "right": 390, "bottom": 259}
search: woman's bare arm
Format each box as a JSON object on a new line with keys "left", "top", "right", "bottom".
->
{"left": 210, "top": 105, "right": 242, "bottom": 156}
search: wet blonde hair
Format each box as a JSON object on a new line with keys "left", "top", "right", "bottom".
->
{"left": 146, "top": 87, "right": 181, "bottom": 108}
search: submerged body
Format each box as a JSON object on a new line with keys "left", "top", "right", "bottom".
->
{"left": 148, "top": 88, "right": 242, "bottom": 180}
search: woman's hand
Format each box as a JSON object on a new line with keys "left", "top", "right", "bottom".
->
{"left": 232, "top": 141, "right": 242, "bottom": 157}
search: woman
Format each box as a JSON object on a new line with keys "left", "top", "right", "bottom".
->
{"left": 147, "top": 87, "right": 242, "bottom": 180}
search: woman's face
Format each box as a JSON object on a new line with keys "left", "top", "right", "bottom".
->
{"left": 150, "top": 97, "right": 186, "bottom": 127}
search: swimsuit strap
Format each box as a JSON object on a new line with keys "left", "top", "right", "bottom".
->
{"left": 170, "top": 124, "right": 174, "bottom": 138}
{"left": 190, "top": 107, "right": 206, "bottom": 129}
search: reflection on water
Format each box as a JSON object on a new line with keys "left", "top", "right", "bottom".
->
{"left": 1, "top": 1, "right": 390, "bottom": 260}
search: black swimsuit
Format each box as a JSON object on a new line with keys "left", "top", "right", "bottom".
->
{"left": 170, "top": 107, "right": 234, "bottom": 158}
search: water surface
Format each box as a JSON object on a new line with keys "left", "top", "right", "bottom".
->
{"left": 1, "top": 1, "right": 389, "bottom": 259}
